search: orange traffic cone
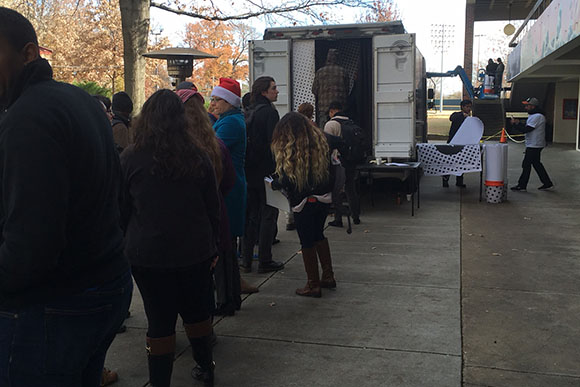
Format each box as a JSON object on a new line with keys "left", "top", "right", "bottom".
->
{"left": 499, "top": 128, "right": 507, "bottom": 143}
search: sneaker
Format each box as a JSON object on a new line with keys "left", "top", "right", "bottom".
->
{"left": 538, "top": 183, "right": 554, "bottom": 190}
{"left": 442, "top": 180, "right": 449, "bottom": 188}
{"left": 510, "top": 185, "right": 526, "bottom": 191}
{"left": 456, "top": 183, "right": 467, "bottom": 188}
{"left": 328, "top": 220, "right": 343, "bottom": 228}
{"left": 353, "top": 218, "right": 361, "bottom": 225}
{"left": 257, "top": 260, "right": 285, "bottom": 273}
{"left": 272, "top": 238, "right": 281, "bottom": 245}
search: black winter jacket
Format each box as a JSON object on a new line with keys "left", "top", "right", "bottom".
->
{"left": 0, "top": 59, "right": 128, "bottom": 308}
{"left": 245, "top": 95, "right": 279, "bottom": 187}
{"left": 120, "top": 145, "right": 220, "bottom": 268}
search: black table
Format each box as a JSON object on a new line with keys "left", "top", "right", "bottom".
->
{"left": 356, "top": 161, "right": 422, "bottom": 216}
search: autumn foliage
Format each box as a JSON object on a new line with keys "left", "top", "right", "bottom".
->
{"left": 182, "top": 21, "right": 256, "bottom": 94}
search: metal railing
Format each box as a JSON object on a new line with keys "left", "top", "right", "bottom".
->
{"left": 508, "top": 0, "right": 553, "bottom": 47}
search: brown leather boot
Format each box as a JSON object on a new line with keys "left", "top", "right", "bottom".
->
{"left": 315, "top": 238, "right": 336, "bottom": 289}
{"left": 295, "top": 247, "right": 321, "bottom": 298}
{"left": 240, "top": 278, "right": 259, "bottom": 294}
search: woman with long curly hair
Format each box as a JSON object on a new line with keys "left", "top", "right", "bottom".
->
{"left": 120, "top": 89, "right": 219, "bottom": 386}
{"left": 177, "top": 88, "right": 244, "bottom": 316}
{"left": 271, "top": 112, "right": 337, "bottom": 298}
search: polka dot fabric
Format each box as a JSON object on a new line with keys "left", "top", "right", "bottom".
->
{"left": 417, "top": 144, "right": 482, "bottom": 176}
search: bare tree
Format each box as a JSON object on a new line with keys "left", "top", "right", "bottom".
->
{"left": 119, "top": 0, "right": 375, "bottom": 110}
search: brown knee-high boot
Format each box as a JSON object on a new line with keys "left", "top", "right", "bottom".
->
{"left": 185, "top": 319, "right": 215, "bottom": 387}
{"left": 315, "top": 238, "right": 336, "bottom": 289}
{"left": 146, "top": 334, "right": 176, "bottom": 387}
{"left": 296, "top": 247, "right": 321, "bottom": 297}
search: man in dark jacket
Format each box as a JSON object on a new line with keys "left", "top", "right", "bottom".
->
{"left": 0, "top": 8, "right": 131, "bottom": 385}
{"left": 241, "top": 76, "right": 285, "bottom": 273}
{"left": 443, "top": 99, "right": 472, "bottom": 188}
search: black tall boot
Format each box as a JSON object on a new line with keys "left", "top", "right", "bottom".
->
{"left": 148, "top": 353, "right": 174, "bottom": 387}
{"left": 185, "top": 320, "right": 215, "bottom": 387}
{"left": 146, "top": 335, "right": 176, "bottom": 387}
{"left": 189, "top": 336, "right": 215, "bottom": 386}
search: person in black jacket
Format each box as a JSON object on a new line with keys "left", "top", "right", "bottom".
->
{"left": 241, "top": 76, "right": 285, "bottom": 274}
{"left": 0, "top": 7, "right": 132, "bottom": 386}
{"left": 271, "top": 112, "right": 337, "bottom": 298}
{"left": 120, "top": 90, "right": 220, "bottom": 387}
{"left": 443, "top": 99, "right": 472, "bottom": 188}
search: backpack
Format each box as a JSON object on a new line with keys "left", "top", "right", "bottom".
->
{"left": 332, "top": 117, "right": 367, "bottom": 164}
{"left": 244, "top": 104, "right": 269, "bottom": 168}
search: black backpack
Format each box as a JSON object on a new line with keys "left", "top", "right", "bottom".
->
{"left": 332, "top": 117, "right": 367, "bottom": 164}
{"left": 244, "top": 104, "right": 268, "bottom": 168}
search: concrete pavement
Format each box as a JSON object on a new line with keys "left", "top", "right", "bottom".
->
{"left": 104, "top": 142, "right": 580, "bottom": 386}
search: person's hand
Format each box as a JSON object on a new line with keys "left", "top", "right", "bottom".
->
{"left": 211, "top": 256, "right": 219, "bottom": 269}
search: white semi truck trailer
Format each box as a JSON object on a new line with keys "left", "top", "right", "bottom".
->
{"left": 249, "top": 21, "right": 428, "bottom": 160}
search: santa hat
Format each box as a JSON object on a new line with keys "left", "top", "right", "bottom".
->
{"left": 211, "top": 78, "right": 241, "bottom": 108}
{"left": 175, "top": 88, "right": 204, "bottom": 104}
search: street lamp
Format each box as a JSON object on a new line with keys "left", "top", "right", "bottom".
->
{"left": 431, "top": 24, "right": 455, "bottom": 113}
{"left": 143, "top": 47, "right": 217, "bottom": 87}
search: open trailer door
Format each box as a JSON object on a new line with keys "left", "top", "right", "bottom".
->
{"left": 250, "top": 40, "right": 291, "bottom": 117}
{"left": 373, "top": 34, "right": 416, "bottom": 159}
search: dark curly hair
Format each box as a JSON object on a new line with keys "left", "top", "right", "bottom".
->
{"left": 133, "top": 89, "right": 206, "bottom": 179}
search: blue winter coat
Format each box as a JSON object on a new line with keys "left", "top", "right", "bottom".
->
{"left": 214, "top": 108, "right": 247, "bottom": 237}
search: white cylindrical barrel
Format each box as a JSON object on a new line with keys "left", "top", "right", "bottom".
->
{"left": 484, "top": 75, "right": 494, "bottom": 94}
{"left": 485, "top": 143, "right": 508, "bottom": 203}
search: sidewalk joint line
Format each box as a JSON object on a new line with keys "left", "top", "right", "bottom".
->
{"left": 467, "top": 364, "right": 580, "bottom": 379}
{"left": 216, "top": 333, "right": 461, "bottom": 358}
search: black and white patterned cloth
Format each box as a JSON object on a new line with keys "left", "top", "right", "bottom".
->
{"left": 417, "top": 144, "right": 482, "bottom": 176}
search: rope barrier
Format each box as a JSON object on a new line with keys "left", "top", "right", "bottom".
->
{"left": 481, "top": 129, "right": 525, "bottom": 143}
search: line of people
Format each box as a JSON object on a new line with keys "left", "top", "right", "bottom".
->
{"left": 0, "top": 7, "right": 350, "bottom": 387}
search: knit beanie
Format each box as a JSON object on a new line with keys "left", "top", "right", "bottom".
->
{"left": 211, "top": 78, "right": 241, "bottom": 108}
{"left": 112, "top": 91, "right": 133, "bottom": 114}
{"left": 176, "top": 89, "right": 204, "bottom": 104}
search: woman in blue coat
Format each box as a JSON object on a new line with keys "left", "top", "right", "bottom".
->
{"left": 210, "top": 78, "right": 258, "bottom": 301}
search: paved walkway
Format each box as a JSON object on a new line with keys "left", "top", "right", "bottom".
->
{"left": 104, "top": 142, "right": 580, "bottom": 386}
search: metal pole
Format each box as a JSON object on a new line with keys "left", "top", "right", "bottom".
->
{"left": 440, "top": 25, "right": 444, "bottom": 113}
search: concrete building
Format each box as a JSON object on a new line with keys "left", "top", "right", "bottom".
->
{"left": 463, "top": 0, "right": 580, "bottom": 151}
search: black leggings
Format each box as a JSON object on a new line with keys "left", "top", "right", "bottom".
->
{"left": 293, "top": 201, "right": 328, "bottom": 249}
{"left": 132, "top": 260, "right": 212, "bottom": 338}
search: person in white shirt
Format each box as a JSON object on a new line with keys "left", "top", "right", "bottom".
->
{"left": 510, "top": 97, "right": 554, "bottom": 191}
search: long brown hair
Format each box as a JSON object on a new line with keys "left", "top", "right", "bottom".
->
{"left": 133, "top": 89, "right": 205, "bottom": 179}
{"left": 183, "top": 96, "right": 223, "bottom": 183}
{"left": 271, "top": 112, "right": 329, "bottom": 192}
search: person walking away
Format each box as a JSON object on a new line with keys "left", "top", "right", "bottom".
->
{"left": 210, "top": 78, "right": 258, "bottom": 298}
{"left": 495, "top": 58, "right": 504, "bottom": 95}
{"left": 0, "top": 8, "right": 132, "bottom": 386}
{"left": 324, "top": 101, "right": 362, "bottom": 226}
{"left": 510, "top": 97, "right": 554, "bottom": 191}
{"left": 443, "top": 100, "right": 472, "bottom": 188}
{"left": 111, "top": 91, "right": 133, "bottom": 151}
{"left": 271, "top": 112, "right": 337, "bottom": 297}
{"left": 120, "top": 90, "right": 219, "bottom": 386}
{"left": 241, "top": 76, "right": 285, "bottom": 274}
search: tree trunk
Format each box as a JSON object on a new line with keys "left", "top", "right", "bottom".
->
{"left": 119, "top": 0, "right": 149, "bottom": 112}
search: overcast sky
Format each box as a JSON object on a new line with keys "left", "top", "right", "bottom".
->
{"left": 151, "top": 0, "right": 515, "bottom": 95}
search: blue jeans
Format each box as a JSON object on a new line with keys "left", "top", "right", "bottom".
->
{"left": 0, "top": 270, "right": 132, "bottom": 387}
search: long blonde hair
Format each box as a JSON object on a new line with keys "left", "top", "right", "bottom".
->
{"left": 183, "top": 96, "right": 223, "bottom": 183}
{"left": 271, "top": 112, "right": 329, "bottom": 192}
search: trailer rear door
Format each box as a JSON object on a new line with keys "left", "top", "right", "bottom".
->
{"left": 250, "top": 40, "right": 291, "bottom": 117}
{"left": 373, "top": 34, "right": 416, "bottom": 159}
